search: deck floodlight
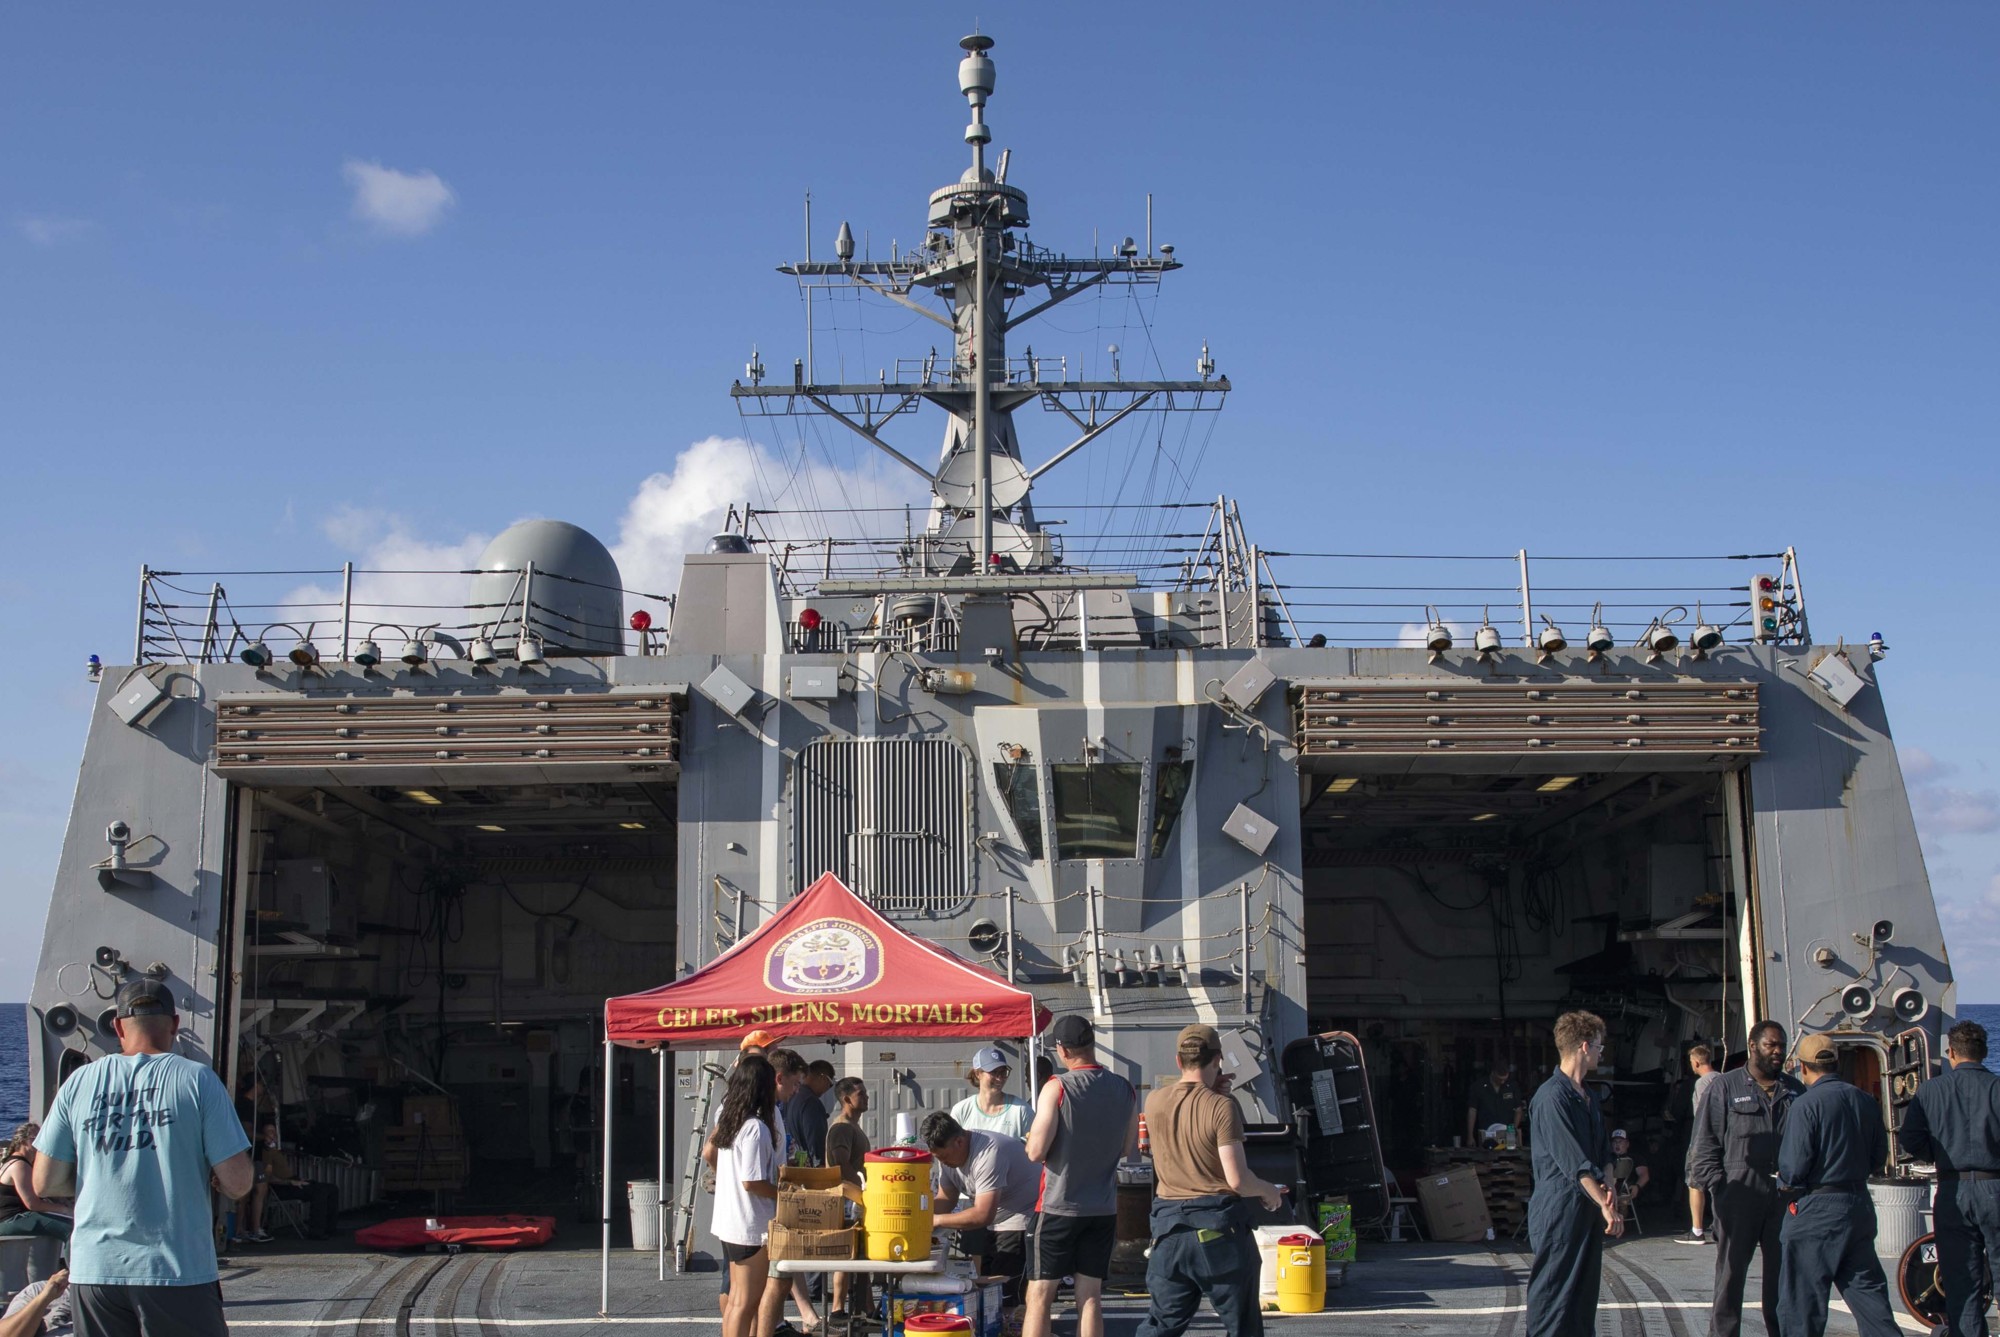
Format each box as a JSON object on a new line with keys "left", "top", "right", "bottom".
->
{"left": 1423, "top": 606, "right": 1453, "bottom": 660}
{"left": 1586, "top": 602, "right": 1615, "bottom": 659}
{"left": 515, "top": 634, "right": 545, "bottom": 666}
{"left": 1537, "top": 617, "right": 1568, "bottom": 663}
{"left": 288, "top": 625, "right": 321, "bottom": 668}
{"left": 1643, "top": 623, "right": 1680, "bottom": 659}
{"left": 400, "top": 637, "right": 429, "bottom": 667}
{"left": 468, "top": 634, "right": 498, "bottom": 667}
{"left": 1690, "top": 601, "right": 1724, "bottom": 658}
{"left": 353, "top": 639, "right": 383, "bottom": 668}
{"left": 1474, "top": 608, "right": 1502, "bottom": 658}
{"left": 239, "top": 640, "right": 273, "bottom": 668}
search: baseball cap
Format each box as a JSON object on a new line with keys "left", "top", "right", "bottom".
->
{"left": 1176, "top": 1024, "right": 1221, "bottom": 1059}
{"left": 1048, "top": 1015, "right": 1094, "bottom": 1049}
{"left": 1610, "top": 1128, "right": 1628, "bottom": 1140}
{"left": 970, "top": 1046, "right": 1008, "bottom": 1073}
{"left": 1796, "top": 1033, "right": 1838, "bottom": 1066}
{"left": 114, "top": 980, "right": 175, "bottom": 1019}
{"left": 740, "top": 1028, "right": 783, "bottom": 1052}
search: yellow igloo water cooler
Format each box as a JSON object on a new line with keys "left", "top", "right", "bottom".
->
{"left": 1275, "top": 1232, "right": 1326, "bottom": 1313}
{"left": 863, "top": 1147, "right": 934, "bottom": 1262}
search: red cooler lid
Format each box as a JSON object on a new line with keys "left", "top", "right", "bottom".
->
{"left": 865, "top": 1147, "right": 933, "bottom": 1164}
{"left": 904, "top": 1316, "right": 971, "bottom": 1333}
{"left": 1278, "top": 1233, "right": 1318, "bottom": 1245}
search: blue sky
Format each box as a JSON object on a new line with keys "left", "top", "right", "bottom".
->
{"left": 4, "top": 5, "right": 1996, "bottom": 998}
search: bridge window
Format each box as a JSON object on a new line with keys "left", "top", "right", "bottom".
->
{"left": 993, "top": 763, "right": 1045, "bottom": 861}
{"left": 1051, "top": 764, "right": 1144, "bottom": 861}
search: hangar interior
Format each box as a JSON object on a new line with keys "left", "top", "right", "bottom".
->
{"left": 227, "top": 781, "right": 677, "bottom": 1217}
{"left": 1298, "top": 768, "right": 1745, "bottom": 1177}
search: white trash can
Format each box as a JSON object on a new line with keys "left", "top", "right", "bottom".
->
{"left": 628, "top": 1179, "right": 661, "bottom": 1252}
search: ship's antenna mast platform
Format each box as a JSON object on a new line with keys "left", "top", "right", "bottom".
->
{"left": 731, "top": 34, "right": 1229, "bottom": 576}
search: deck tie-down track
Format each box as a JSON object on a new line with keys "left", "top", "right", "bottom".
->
{"left": 210, "top": 690, "right": 683, "bottom": 773}
{"left": 1294, "top": 679, "right": 1759, "bottom": 759}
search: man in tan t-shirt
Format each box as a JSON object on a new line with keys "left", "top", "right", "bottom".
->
{"left": 1135, "top": 1025, "right": 1286, "bottom": 1337}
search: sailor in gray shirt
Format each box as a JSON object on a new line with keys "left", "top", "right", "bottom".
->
{"left": 1024, "top": 1015, "right": 1138, "bottom": 1337}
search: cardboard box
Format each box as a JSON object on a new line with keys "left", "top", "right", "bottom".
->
{"left": 779, "top": 1165, "right": 845, "bottom": 1190}
{"left": 777, "top": 1183, "right": 849, "bottom": 1231}
{"left": 767, "top": 1223, "right": 857, "bottom": 1262}
{"left": 1415, "top": 1167, "right": 1491, "bottom": 1243}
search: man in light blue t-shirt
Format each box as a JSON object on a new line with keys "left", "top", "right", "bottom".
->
{"left": 35, "top": 980, "right": 253, "bottom": 1337}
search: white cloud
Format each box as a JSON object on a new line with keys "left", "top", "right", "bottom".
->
{"left": 342, "top": 159, "right": 455, "bottom": 237}
{"left": 282, "top": 510, "right": 494, "bottom": 654}
{"left": 611, "top": 435, "right": 927, "bottom": 605}
{"left": 1903, "top": 746, "right": 2000, "bottom": 843}
{"left": 284, "top": 437, "right": 925, "bottom": 655}
{"left": 15, "top": 214, "right": 96, "bottom": 246}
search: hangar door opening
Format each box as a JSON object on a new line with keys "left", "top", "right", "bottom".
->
{"left": 223, "top": 781, "right": 675, "bottom": 1223}
{"left": 1300, "top": 769, "right": 1746, "bottom": 1189}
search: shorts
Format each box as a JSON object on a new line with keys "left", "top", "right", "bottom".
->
{"left": 73, "top": 1282, "right": 227, "bottom": 1337}
{"left": 1031, "top": 1212, "right": 1116, "bottom": 1281}
{"left": 721, "top": 1240, "right": 766, "bottom": 1266}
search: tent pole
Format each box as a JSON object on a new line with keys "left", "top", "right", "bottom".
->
{"left": 601, "top": 1036, "right": 614, "bottom": 1316}
{"left": 657, "top": 1045, "right": 667, "bottom": 1280}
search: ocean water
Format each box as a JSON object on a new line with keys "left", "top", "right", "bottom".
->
{"left": 0, "top": 1005, "right": 26, "bottom": 1130}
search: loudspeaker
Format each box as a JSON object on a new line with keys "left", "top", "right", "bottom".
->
{"left": 966, "top": 919, "right": 1003, "bottom": 956}
{"left": 1872, "top": 919, "right": 1895, "bottom": 946}
{"left": 1890, "top": 987, "right": 1929, "bottom": 1024}
{"left": 42, "top": 1004, "right": 77, "bottom": 1037}
{"left": 1840, "top": 985, "right": 1875, "bottom": 1019}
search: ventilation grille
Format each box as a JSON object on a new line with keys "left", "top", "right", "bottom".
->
{"left": 793, "top": 738, "right": 972, "bottom": 915}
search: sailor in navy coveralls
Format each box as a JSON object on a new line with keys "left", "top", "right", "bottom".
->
{"left": 1526, "top": 1010, "right": 1623, "bottom": 1337}
{"left": 1900, "top": 1019, "right": 2000, "bottom": 1337}
{"left": 1775, "top": 1032, "right": 1900, "bottom": 1337}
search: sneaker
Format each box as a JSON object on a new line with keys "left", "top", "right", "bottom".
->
{"left": 1674, "top": 1231, "right": 1710, "bottom": 1245}
{"left": 246, "top": 1230, "right": 274, "bottom": 1243}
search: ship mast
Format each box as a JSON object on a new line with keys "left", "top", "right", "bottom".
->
{"left": 732, "top": 33, "right": 1229, "bottom": 576}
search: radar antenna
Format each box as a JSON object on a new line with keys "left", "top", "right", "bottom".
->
{"left": 730, "top": 34, "right": 1229, "bottom": 576}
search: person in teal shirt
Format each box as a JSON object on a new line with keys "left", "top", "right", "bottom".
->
{"left": 35, "top": 980, "right": 254, "bottom": 1337}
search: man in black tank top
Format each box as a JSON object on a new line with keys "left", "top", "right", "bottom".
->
{"left": 1023, "top": 1015, "right": 1137, "bottom": 1337}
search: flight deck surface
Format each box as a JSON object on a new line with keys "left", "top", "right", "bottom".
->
{"left": 210, "top": 1236, "right": 1908, "bottom": 1335}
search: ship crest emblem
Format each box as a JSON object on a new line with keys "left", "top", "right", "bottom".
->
{"left": 765, "top": 918, "right": 883, "bottom": 994}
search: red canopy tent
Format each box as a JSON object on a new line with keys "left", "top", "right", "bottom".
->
{"left": 596, "top": 873, "right": 1048, "bottom": 1307}
{"left": 606, "top": 872, "right": 1049, "bottom": 1047}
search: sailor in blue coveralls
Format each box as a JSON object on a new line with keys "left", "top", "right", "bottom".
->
{"left": 1900, "top": 1019, "right": 2000, "bottom": 1337}
{"left": 1775, "top": 1032, "right": 1901, "bottom": 1337}
{"left": 1526, "top": 1010, "right": 1623, "bottom": 1337}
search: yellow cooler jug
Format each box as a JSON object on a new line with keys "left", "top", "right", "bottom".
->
{"left": 1275, "top": 1232, "right": 1326, "bottom": 1313}
{"left": 863, "top": 1147, "right": 934, "bottom": 1262}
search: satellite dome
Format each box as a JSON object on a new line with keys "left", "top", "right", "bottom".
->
{"left": 467, "top": 520, "right": 624, "bottom": 656}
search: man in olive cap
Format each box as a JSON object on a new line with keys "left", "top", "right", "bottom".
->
{"left": 36, "top": 980, "right": 254, "bottom": 1337}
{"left": 1773, "top": 1033, "right": 1899, "bottom": 1337}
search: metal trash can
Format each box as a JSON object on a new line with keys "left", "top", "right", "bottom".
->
{"left": 628, "top": 1178, "right": 661, "bottom": 1252}
{"left": 1869, "top": 1177, "right": 1932, "bottom": 1266}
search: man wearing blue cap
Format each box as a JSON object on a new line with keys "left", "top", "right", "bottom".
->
{"left": 35, "top": 979, "right": 254, "bottom": 1337}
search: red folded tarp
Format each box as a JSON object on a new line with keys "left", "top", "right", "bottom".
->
{"left": 355, "top": 1214, "right": 556, "bottom": 1250}
{"left": 605, "top": 872, "right": 1048, "bottom": 1049}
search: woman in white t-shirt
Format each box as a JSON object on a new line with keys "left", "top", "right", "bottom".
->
{"left": 712, "top": 1055, "right": 780, "bottom": 1337}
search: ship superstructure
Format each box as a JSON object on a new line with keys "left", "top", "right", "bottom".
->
{"left": 31, "top": 34, "right": 1945, "bottom": 1266}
